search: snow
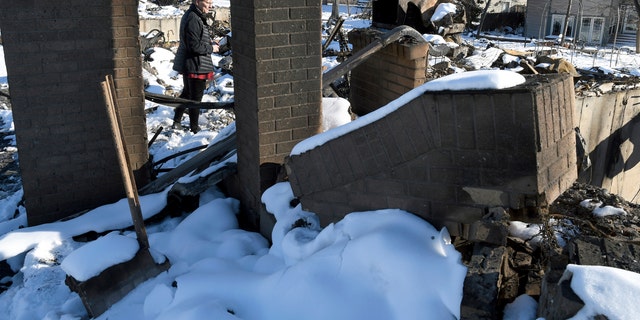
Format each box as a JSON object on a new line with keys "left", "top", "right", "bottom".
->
{"left": 503, "top": 294, "right": 538, "bottom": 320}
{"left": 423, "top": 69, "right": 526, "bottom": 90}
{"left": 565, "top": 264, "right": 640, "bottom": 320}
{"left": 321, "top": 97, "right": 352, "bottom": 131}
{"left": 463, "top": 46, "right": 505, "bottom": 69}
{"left": 592, "top": 205, "right": 626, "bottom": 217}
{"left": 0, "top": 189, "right": 169, "bottom": 261}
{"left": 508, "top": 221, "right": 543, "bottom": 248}
{"left": 0, "top": 3, "right": 640, "bottom": 320}
{"left": 423, "top": 33, "right": 451, "bottom": 45}
{"left": 138, "top": 0, "right": 184, "bottom": 19}
{"left": 580, "top": 199, "right": 627, "bottom": 217}
{"left": 431, "top": 3, "right": 458, "bottom": 22}
{"left": 60, "top": 232, "right": 140, "bottom": 282}
{"left": 291, "top": 69, "right": 525, "bottom": 155}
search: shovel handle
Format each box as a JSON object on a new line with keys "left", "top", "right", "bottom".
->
{"left": 101, "top": 75, "right": 150, "bottom": 250}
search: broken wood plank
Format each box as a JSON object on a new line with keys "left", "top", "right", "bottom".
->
{"left": 102, "top": 75, "right": 150, "bottom": 250}
{"left": 144, "top": 91, "right": 234, "bottom": 109}
{"left": 169, "top": 160, "right": 237, "bottom": 197}
{"left": 139, "top": 132, "right": 237, "bottom": 195}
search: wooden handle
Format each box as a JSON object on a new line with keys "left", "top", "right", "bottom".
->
{"left": 101, "top": 75, "right": 150, "bottom": 250}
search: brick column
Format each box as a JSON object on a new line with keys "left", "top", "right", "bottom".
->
{"left": 231, "top": 1, "right": 322, "bottom": 233}
{"left": 0, "top": 0, "right": 149, "bottom": 225}
{"left": 348, "top": 28, "right": 429, "bottom": 116}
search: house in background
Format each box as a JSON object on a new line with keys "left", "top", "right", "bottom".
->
{"left": 524, "top": 0, "right": 638, "bottom": 47}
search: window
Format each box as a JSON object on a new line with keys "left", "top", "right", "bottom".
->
{"left": 579, "top": 17, "right": 605, "bottom": 45}
{"left": 551, "top": 14, "right": 575, "bottom": 38}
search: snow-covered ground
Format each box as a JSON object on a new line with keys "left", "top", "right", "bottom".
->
{"left": 1, "top": 2, "right": 640, "bottom": 319}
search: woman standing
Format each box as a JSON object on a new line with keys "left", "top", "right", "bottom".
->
{"left": 172, "top": 0, "right": 219, "bottom": 133}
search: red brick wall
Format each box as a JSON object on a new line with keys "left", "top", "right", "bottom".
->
{"left": 0, "top": 0, "right": 149, "bottom": 225}
{"left": 286, "top": 74, "right": 577, "bottom": 235}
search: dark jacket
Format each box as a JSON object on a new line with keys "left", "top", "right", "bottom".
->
{"left": 173, "top": 4, "right": 215, "bottom": 74}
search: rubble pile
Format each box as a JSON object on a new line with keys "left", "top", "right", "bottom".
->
{"left": 420, "top": 36, "right": 640, "bottom": 96}
{"left": 0, "top": 93, "right": 20, "bottom": 200}
{"left": 458, "top": 182, "right": 640, "bottom": 319}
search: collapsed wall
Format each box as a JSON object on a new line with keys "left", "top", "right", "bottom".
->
{"left": 286, "top": 73, "right": 578, "bottom": 235}
{"left": 574, "top": 89, "right": 640, "bottom": 202}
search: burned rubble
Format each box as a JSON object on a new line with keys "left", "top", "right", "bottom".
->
{"left": 0, "top": 92, "right": 20, "bottom": 200}
{"left": 318, "top": 18, "right": 640, "bottom": 318}
{"left": 456, "top": 182, "right": 640, "bottom": 319}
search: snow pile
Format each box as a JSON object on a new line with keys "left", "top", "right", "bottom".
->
{"left": 142, "top": 189, "right": 468, "bottom": 320}
{"left": 61, "top": 232, "right": 139, "bottom": 281}
{"left": 503, "top": 294, "right": 538, "bottom": 320}
{"left": 422, "top": 69, "right": 525, "bottom": 91}
{"left": 0, "top": 179, "right": 468, "bottom": 319}
{"left": 564, "top": 264, "right": 640, "bottom": 319}
{"left": 463, "top": 47, "right": 505, "bottom": 70}
{"left": 580, "top": 199, "right": 627, "bottom": 217}
{"left": 0, "top": 189, "right": 169, "bottom": 261}
{"left": 321, "top": 97, "right": 352, "bottom": 131}
{"left": 423, "top": 33, "right": 448, "bottom": 45}
{"left": 431, "top": 3, "right": 458, "bottom": 22}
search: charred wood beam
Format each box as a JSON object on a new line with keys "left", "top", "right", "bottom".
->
{"left": 144, "top": 91, "right": 234, "bottom": 110}
{"left": 169, "top": 161, "right": 237, "bottom": 198}
{"left": 323, "top": 17, "right": 345, "bottom": 53}
{"left": 139, "top": 131, "right": 237, "bottom": 195}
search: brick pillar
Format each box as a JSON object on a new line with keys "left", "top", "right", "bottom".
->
{"left": 0, "top": 0, "right": 149, "bottom": 225}
{"left": 231, "top": 1, "right": 322, "bottom": 233}
{"left": 348, "top": 28, "right": 429, "bottom": 116}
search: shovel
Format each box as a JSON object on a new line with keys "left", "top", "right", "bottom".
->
{"left": 64, "top": 75, "right": 170, "bottom": 318}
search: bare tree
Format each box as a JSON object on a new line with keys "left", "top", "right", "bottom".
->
{"left": 561, "top": 0, "right": 573, "bottom": 43}
{"left": 476, "top": 0, "right": 492, "bottom": 37}
{"left": 330, "top": 0, "right": 341, "bottom": 23}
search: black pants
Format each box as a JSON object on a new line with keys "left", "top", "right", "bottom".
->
{"left": 174, "top": 76, "right": 206, "bottom": 130}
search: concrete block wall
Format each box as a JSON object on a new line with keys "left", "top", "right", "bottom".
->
{"left": 139, "top": 6, "right": 229, "bottom": 43}
{"left": 348, "top": 28, "right": 429, "bottom": 116}
{"left": 0, "top": 0, "right": 149, "bottom": 225}
{"left": 140, "top": 17, "right": 181, "bottom": 42}
{"left": 286, "top": 74, "right": 577, "bottom": 234}
{"left": 231, "top": 0, "right": 322, "bottom": 232}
